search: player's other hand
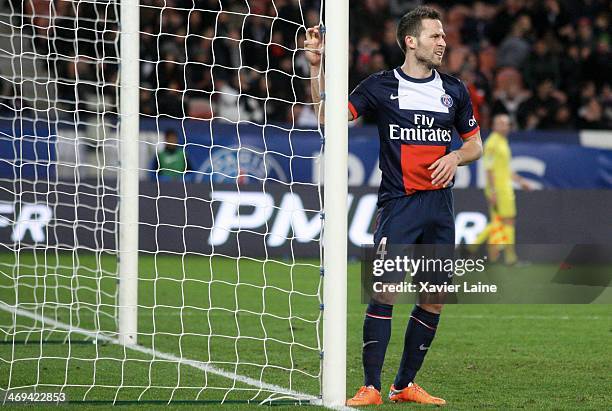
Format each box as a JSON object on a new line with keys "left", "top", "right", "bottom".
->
{"left": 519, "top": 180, "right": 534, "bottom": 191}
{"left": 429, "top": 152, "right": 460, "bottom": 187}
{"left": 305, "top": 26, "right": 323, "bottom": 67}
{"left": 488, "top": 191, "right": 497, "bottom": 206}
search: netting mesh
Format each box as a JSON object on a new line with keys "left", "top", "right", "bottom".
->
{"left": 0, "top": 0, "right": 325, "bottom": 404}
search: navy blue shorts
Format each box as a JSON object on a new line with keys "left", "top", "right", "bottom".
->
{"left": 373, "top": 188, "right": 455, "bottom": 245}
{"left": 372, "top": 189, "right": 455, "bottom": 294}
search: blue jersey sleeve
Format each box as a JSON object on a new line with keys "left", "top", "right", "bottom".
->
{"left": 454, "top": 82, "right": 480, "bottom": 140}
{"left": 348, "top": 74, "right": 379, "bottom": 119}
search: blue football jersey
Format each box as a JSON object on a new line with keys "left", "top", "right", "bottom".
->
{"left": 348, "top": 68, "right": 480, "bottom": 205}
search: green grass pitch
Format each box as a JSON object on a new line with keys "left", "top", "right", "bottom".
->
{"left": 0, "top": 251, "right": 610, "bottom": 410}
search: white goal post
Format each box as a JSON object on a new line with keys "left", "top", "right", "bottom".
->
{"left": 118, "top": 0, "right": 140, "bottom": 347}
{"left": 322, "top": 0, "right": 349, "bottom": 407}
{"left": 0, "top": 0, "right": 349, "bottom": 407}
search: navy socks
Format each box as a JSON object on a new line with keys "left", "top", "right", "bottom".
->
{"left": 393, "top": 305, "right": 440, "bottom": 390}
{"left": 362, "top": 302, "right": 393, "bottom": 391}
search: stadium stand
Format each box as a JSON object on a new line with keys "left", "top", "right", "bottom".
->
{"left": 6, "top": 0, "right": 611, "bottom": 130}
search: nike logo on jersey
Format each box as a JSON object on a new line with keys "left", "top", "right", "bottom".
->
{"left": 419, "top": 344, "right": 429, "bottom": 351}
{"left": 390, "top": 94, "right": 404, "bottom": 100}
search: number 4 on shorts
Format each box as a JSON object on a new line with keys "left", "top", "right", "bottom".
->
{"left": 376, "top": 236, "right": 388, "bottom": 260}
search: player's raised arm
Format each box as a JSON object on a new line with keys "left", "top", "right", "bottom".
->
{"left": 305, "top": 26, "right": 355, "bottom": 123}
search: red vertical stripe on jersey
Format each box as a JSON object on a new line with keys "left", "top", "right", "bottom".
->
{"left": 400, "top": 145, "right": 447, "bottom": 193}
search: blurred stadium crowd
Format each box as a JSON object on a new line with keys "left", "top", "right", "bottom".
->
{"left": 5, "top": 0, "right": 611, "bottom": 130}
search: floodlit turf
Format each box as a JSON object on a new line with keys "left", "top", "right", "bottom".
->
{"left": 0, "top": 251, "right": 610, "bottom": 409}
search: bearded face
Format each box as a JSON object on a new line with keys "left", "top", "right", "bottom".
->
{"left": 410, "top": 19, "right": 446, "bottom": 69}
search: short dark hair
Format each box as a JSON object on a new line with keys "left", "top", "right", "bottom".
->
{"left": 396, "top": 6, "right": 441, "bottom": 53}
{"left": 165, "top": 129, "right": 178, "bottom": 141}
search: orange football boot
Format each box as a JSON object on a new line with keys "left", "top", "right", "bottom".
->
{"left": 388, "top": 383, "right": 446, "bottom": 406}
{"left": 346, "top": 385, "right": 384, "bottom": 406}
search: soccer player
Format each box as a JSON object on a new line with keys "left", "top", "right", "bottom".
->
{"left": 305, "top": 6, "right": 483, "bottom": 406}
{"left": 471, "top": 114, "right": 532, "bottom": 264}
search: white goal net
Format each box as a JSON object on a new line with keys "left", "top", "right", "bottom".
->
{"left": 0, "top": 0, "right": 330, "bottom": 404}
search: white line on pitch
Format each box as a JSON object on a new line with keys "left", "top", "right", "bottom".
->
{"left": 0, "top": 302, "right": 358, "bottom": 411}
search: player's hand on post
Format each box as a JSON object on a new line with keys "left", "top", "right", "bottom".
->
{"left": 429, "top": 151, "right": 461, "bottom": 187}
{"left": 304, "top": 26, "right": 323, "bottom": 67}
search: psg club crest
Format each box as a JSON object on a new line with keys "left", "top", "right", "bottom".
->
{"left": 196, "top": 145, "right": 288, "bottom": 184}
{"left": 440, "top": 93, "right": 453, "bottom": 108}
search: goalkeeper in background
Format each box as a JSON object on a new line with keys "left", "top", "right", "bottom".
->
{"left": 471, "top": 114, "right": 532, "bottom": 264}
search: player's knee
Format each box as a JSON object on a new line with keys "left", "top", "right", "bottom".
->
{"left": 370, "top": 291, "right": 398, "bottom": 305}
{"left": 366, "top": 301, "right": 394, "bottom": 319}
{"left": 419, "top": 303, "right": 444, "bottom": 314}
